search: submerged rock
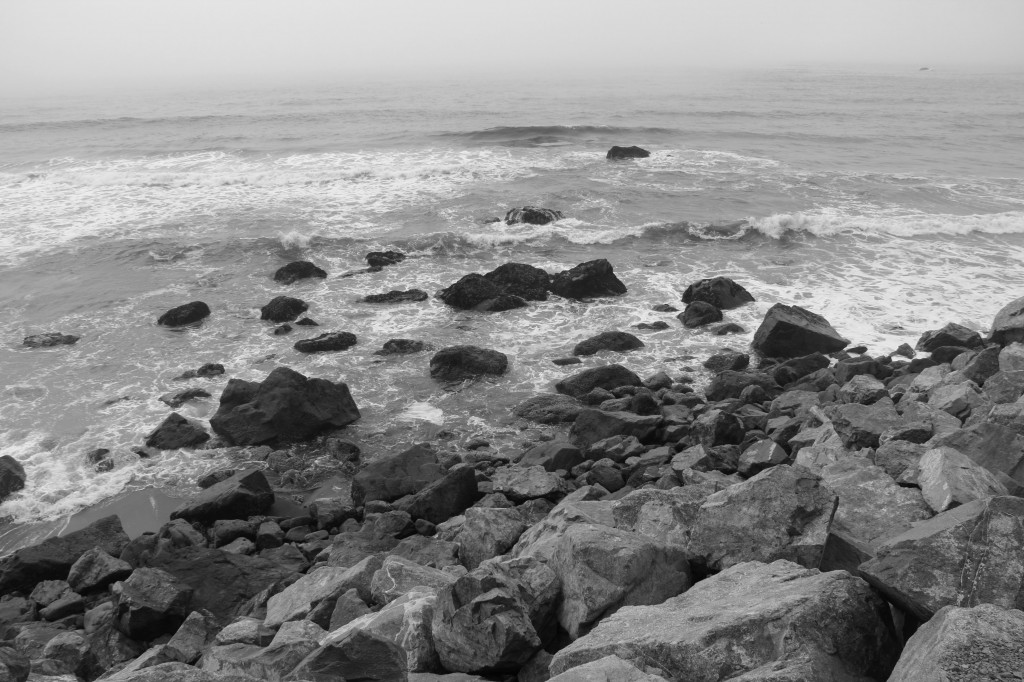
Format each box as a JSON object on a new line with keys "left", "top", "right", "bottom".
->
{"left": 429, "top": 346, "right": 509, "bottom": 382}
{"left": 273, "top": 260, "right": 327, "bottom": 285}
{"left": 504, "top": 206, "right": 564, "bottom": 225}
{"left": 145, "top": 413, "right": 210, "bottom": 450}
{"left": 157, "top": 301, "right": 211, "bottom": 327}
{"left": 23, "top": 332, "right": 80, "bottom": 348}
{"left": 437, "top": 273, "right": 528, "bottom": 312}
{"left": 753, "top": 303, "right": 849, "bottom": 358}
{"left": 550, "top": 259, "right": 627, "bottom": 299}
{"left": 916, "top": 322, "right": 983, "bottom": 352}
{"left": 366, "top": 250, "right": 406, "bottom": 268}
{"left": 374, "top": 338, "right": 429, "bottom": 356}
{"left": 174, "top": 363, "right": 225, "bottom": 380}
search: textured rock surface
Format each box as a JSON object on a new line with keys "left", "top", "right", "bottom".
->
{"left": 429, "top": 345, "right": 509, "bottom": 381}
{"left": 157, "top": 301, "right": 211, "bottom": 327}
{"left": 752, "top": 303, "right": 849, "bottom": 358}
{"left": 917, "top": 446, "right": 1008, "bottom": 513}
{"left": 681, "top": 277, "right": 755, "bottom": 310}
{"left": 549, "top": 259, "right": 627, "bottom": 300}
{"left": 170, "top": 469, "right": 274, "bottom": 524}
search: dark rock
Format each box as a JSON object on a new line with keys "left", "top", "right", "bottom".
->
{"left": 23, "top": 332, "right": 79, "bottom": 348}
{"left": 572, "top": 331, "right": 644, "bottom": 357}
{"left": 483, "top": 262, "right": 551, "bottom": 301}
{"left": 771, "top": 352, "right": 831, "bottom": 386}
{"left": 0, "top": 455, "right": 26, "bottom": 503}
{"left": 834, "top": 357, "right": 892, "bottom": 383}
{"left": 145, "top": 413, "right": 210, "bottom": 450}
{"left": 552, "top": 356, "right": 582, "bottom": 366}
{"left": 504, "top": 207, "right": 564, "bottom": 225}
{"left": 555, "top": 364, "right": 642, "bottom": 399}
{"left": 260, "top": 296, "right": 308, "bottom": 323}
{"left": 394, "top": 465, "right": 481, "bottom": 525}
{"left": 273, "top": 324, "right": 292, "bottom": 335}
{"left": 681, "top": 277, "right": 755, "bottom": 310}
{"left": 209, "top": 366, "right": 360, "bottom": 446}
{"left": 295, "top": 317, "right": 318, "bottom": 326}
{"left": 288, "top": 628, "right": 407, "bottom": 682}
{"left": 0, "top": 646, "right": 29, "bottom": 682}
{"left": 570, "top": 409, "right": 661, "bottom": 450}
{"left": 67, "top": 548, "right": 131, "bottom": 593}
{"left": 365, "top": 250, "right": 405, "bottom": 268}
{"left": 703, "top": 350, "right": 749, "bottom": 373}
{"left": 549, "top": 259, "right": 627, "bottom": 299}
{"left": 294, "top": 332, "right": 357, "bottom": 353}
{"left": 827, "top": 401, "right": 903, "bottom": 449}
{"left": 197, "top": 469, "right": 235, "bottom": 489}
{"left": 459, "top": 507, "right": 528, "bottom": 570}
{"left": 351, "top": 444, "right": 443, "bottom": 507}
{"left": 651, "top": 304, "right": 679, "bottom": 313}
{"left": 753, "top": 303, "right": 849, "bottom": 358}
{"left": 159, "top": 388, "right": 211, "bottom": 409}
{"left": 512, "top": 394, "right": 583, "bottom": 424}
{"left": 274, "top": 261, "right": 327, "bottom": 285}
{"left": 606, "top": 145, "right": 650, "bottom": 159}
{"left": 175, "top": 363, "right": 225, "bottom": 380}
{"left": 704, "top": 370, "right": 780, "bottom": 402}
{"left": 990, "top": 296, "right": 1024, "bottom": 346}
{"left": 916, "top": 322, "right": 983, "bottom": 352}
{"left": 437, "top": 273, "right": 501, "bottom": 310}
{"left": 361, "top": 289, "right": 428, "bottom": 304}
{"left": 930, "top": 345, "right": 970, "bottom": 363}
{"left": 519, "top": 442, "right": 584, "bottom": 472}
{"left": 115, "top": 567, "right": 192, "bottom": 640}
{"left": 677, "top": 301, "right": 722, "bottom": 328}
{"left": 429, "top": 346, "right": 508, "bottom": 382}
{"left": 710, "top": 322, "right": 745, "bottom": 335}
{"left": 157, "top": 302, "right": 211, "bottom": 327}
{"left": 930, "top": 422, "right": 1024, "bottom": 486}
{"left": 86, "top": 448, "right": 114, "bottom": 472}
{"left": 374, "top": 338, "right": 428, "bottom": 356}
{"left": 633, "top": 321, "right": 669, "bottom": 331}
{"left": 170, "top": 469, "right": 274, "bottom": 524}
{"left": 737, "top": 439, "right": 789, "bottom": 476}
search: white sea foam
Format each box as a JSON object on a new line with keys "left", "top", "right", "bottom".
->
{"left": 749, "top": 209, "right": 1024, "bottom": 238}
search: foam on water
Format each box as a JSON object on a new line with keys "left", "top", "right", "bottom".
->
{"left": 749, "top": 208, "right": 1024, "bottom": 238}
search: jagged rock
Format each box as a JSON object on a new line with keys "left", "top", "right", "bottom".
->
{"left": 606, "top": 146, "right": 650, "bottom": 160}
{"left": 611, "top": 486, "right": 714, "bottom": 548}
{"left": 36, "top": 629, "right": 89, "bottom": 676}
{"left": 67, "top": 547, "right": 132, "bottom": 593}
{"left": 23, "top": 332, "right": 79, "bottom": 347}
{"left": 930, "top": 422, "right": 1024, "bottom": 486}
{"left": 0, "top": 645, "right": 31, "bottom": 682}
{"left": 703, "top": 350, "right": 749, "bottom": 373}
{"left": 390, "top": 535, "right": 460, "bottom": 569}
{"left": 570, "top": 409, "right": 660, "bottom": 450}
{"left": 170, "top": 469, "right": 273, "bottom": 524}
{"left": 0, "top": 515, "right": 129, "bottom": 594}
{"left": 704, "top": 371, "right": 780, "bottom": 402}
{"left": 209, "top": 366, "right": 360, "bottom": 445}
{"left": 483, "top": 262, "right": 551, "bottom": 301}
{"left": 370, "top": 556, "right": 456, "bottom": 604}
{"left": 200, "top": 620, "right": 324, "bottom": 680}
{"left": 325, "top": 589, "right": 437, "bottom": 672}
{"left": 917, "top": 322, "right": 983, "bottom": 352}
{"left": 898, "top": 399, "right": 962, "bottom": 439}
{"left": 677, "top": 301, "right": 722, "bottom": 329}
{"left": 505, "top": 206, "right": 563, "bottom": 225}
{"left": 362, "top": 289, "right": 428, "bottom": 304}
{"left": 888, "top": 604, "right": 1024, "bottom": 681}
{"left": 144, "top": 412, "right": 209, "bottom": 450}
{"left": 737, "top": 440, "right": 788, "bottom": 477}
{"left": 429, "top": 345, "right": 508, "bottom": 381}
{"left": 960, "top": 344, "right": 1001, "bottom": 385}
{"left": 490, "top": 465, "right": 571, "bottom": 503}
{"left": 518, "top": 441, "right": 584, "bottom": 472}
{"left": 929, "top": 381, "right": 986, "bottom": 419}
{"left": 549, "top": 259, "right": 627, "bottom": 299}
{"left": 512, "top": 394, "right": 582, "bottom": 425}
{"left": 681, "top": 277, "right": 755, "bottom": 310}
{"left": 586, "top": 436, "right": 644, "bottom": 464}
{"left": 260, "top": 296, "right": 310, "bottom": 325}
{"left": 556, "top": 364, "right": 642, "bottom": 399}
{"left": 174, "top": 363, "right": 224, "bottom": 380}
{"left": 692, "top": 410, "right": 745, "bottom": 451}
{"left": 827, "top": 400, "right": 903, "bottom": 449}
{"left": 366, "top": 250, "right": 406, "bottom": 268}
{"left": 274, "top": 261, "right": 327, "bottom": 284}
{"left": 917, "top": 446, "right": 1008, "bottom": 513}
{"left": 294, "top": 331, "right": 357, "bottom": 353}
{"left": 287, "top": 628, "right": 408, "bottom": 682}
{"left": 859, "top": 496, "right": 1024, "bottom": 620}
{"left": 0, "top": 455, "right": 26, "bottom": 503}
{"left": 351, "top": 444, "right": 443, "bottom": 507}
{"left": 573, "top": 331, "right": 644, "bottom": 357}
{"left": 752, "top": 303, "right": 849, "bottom": 358}
{"left": 394, "top": 465, "right": 480, "bottom": 525}
{"left": 164, "top": 610, "right": 218, "bottom": 664}
{"left": 458, "top": 507, "right": 527, "bottom": 570}
{"left": 266, "top": 565, "right": 364, "bottom": 628}
{"left": 771, "top": 352, "right": 831, "bottom": 386}
{"left": 157, "top": 301, "right": 210, "bottom": 327}
{"left": 325, "top": 531, "right": 396, "bottom": 573}
{"left": 116, "top": 568, "right": 193, "bottom": 640}
{"left": 550, "top": 559, "right": 899, "bottom": 681}
{"left": 159, "top": 388, "right": 211, "bottom": 409}
{"left": 437, "top": 273, "right": 525, "bottom": 311}
{"left": 839, "top": 374, "right": 887, "bottom": 404}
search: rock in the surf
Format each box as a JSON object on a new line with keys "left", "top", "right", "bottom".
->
{"left": 512, "top": 394, "right": 584, "bottom": 424}
{"left": 259, "top": 295, "right": 308, "bottom": 323}
{"left": 361, "top": 289, "right": 428, "bottom": 304}
{"left": 365, "top": 250, "right": 406, "bottom": 268}
{"left": 23, "top": 332, "right": 80, "bottom": 348}
{"left": 573, "top": 331, "right": 644, "bottom": 357}
{"left": 681, "top": 276, "right": 755, "bottom": 310}
{"left": 174, "top": 363, "right": 225, "bottom": 380}
{"left": 555, "top": 364, "right": 643, "bottom": 399}
{"left": 989, "top": 296, "right": 1024, "bottom": 346}
{"left": 753, "top": 303, "right": 849, "bottom": 357}
{"left": 550, "top": 259, "right": 627, "bottom": 299}
{"left": 677, "top": 301, "right": 722, "bottom": 329}
{"left": 159, "top": 388, "right": 211, "bottom": 409}
{"left": 504, "top": 206, "right": 564, "bottom": 225}
{"left": 0, "top": 456, "right": 26, "bottom": 503}
{"left": 294, "top": 332, "right": 357, "bottom": 353}
{"left": 145, "top": 413, "right": 210, "bottom": 450}
{"left": 483, "top": 262, "right": 552, "bottom": 300}
{"left": 429, "top": 345, "right": 509, "bottom": 381}
{"left": 916, "top": 322, "right": 983, "bottom": 352}
{"left": 157, "top": 301, "right": 211, "bottom": 327}
{"left": 374, "top": 338, "right": 429, "bottom": 356}
{"left": 606, "top": 145, "right": 650, "bottom": 160}
{"left": 437, "top": 273, "right": 529, "bottom": 312}
{"left": 273, "top": 260, "right": 327, "bottom": 285}
{"left": 209, "top": 366, "right": 360, "bottom": 445}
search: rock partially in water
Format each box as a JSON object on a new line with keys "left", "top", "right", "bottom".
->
{"left": 550, "top": 259, "right": 627, "bottom": 300}
{"left": 916, "top": 322, "right": 983, "bottom": 352}
{"left": 572, "top": 331, "right": 644, "bottom": 357}
{"left": 555, "top": 364, "right": 642, "bottom": 399}
{"left": 365, "top": 250, "right": 406, "bottom": 268}
{"left": 293, "top": 332, "right": 357, "bottom": 353}
{"left": 157, "top": 301, "right": 211, "bottom": 327}
{"left": 606, "top": 145, "right": 650, "bottom": 160}
{"left": 171, "top": 469, "right": 274, "bottom": 525}
{"left": 681, "top": 276, "right": 755, "bottom": 310}
{"left": 23, "top": 332, "right": 80, "bottom": 348}
{"left": 504, "top": 207, "right": 564, "bottom": 225}
{"left": 0, "top": 455, "right": 26, "bottom": 503}
{"left": 361, "top": 289, "right": 428, "bottom": 304}
{"left": 429, "top": 345, "right": 509, "bottom": 382}
{"left": 259, "top": 296, "right": 308, "bottom": 323}
{"left": 273, "top": 260, "right": 327, "bottom": 285}
{"left": 374, "top": 338, "right": 429, "bottom": 356}
{"left": 159, "top": 388, "right": 212, "bottom": 409}
{"left": 174, "top": 363, "right": 225, "bottom": 380}
{"left": 483, "top": 262, "right": 551, "bottom": 301}
{"left": 677, "top": 301, "right": 722, "bottom": 329}
{"left": 753, "top": 303, "right": 849, "bottom": 358}
{"left": 145, "top": 413, "right": 210, "bottom": 450}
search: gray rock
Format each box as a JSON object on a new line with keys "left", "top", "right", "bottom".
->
{"left": 512, "top": 394, "right": 583, "bottom": 424}
{"left": 429, "top": 345, "right": 508, "bottom": 381}
{"left": 827, "top": 400, "right": 903, "bottom": 448}
{"left": 752, "top": 304, "right": 849, "bottom": 358}
{"left": 838, "top": 374, "right": 887, "bottom": 404}
{"left": 0, "top": 455, "right": 26, "bottom": 504}
{"left": 285, "top": 628, "right": 408, "bottom": 681}
{"left": 570, "top": 409, "right": 660, "bottom": 450}
{"left": 549, "top": 259, "right": 626, "bottom": 299}
{"left": 116, "top": 567, "right": 193, "bottom": 640}
{"left": 144, "top": 412, "right": 210, "bottom": 450}
{"left": 518, "top": 441, "right": 584, "bottom": 471}
{"left": 393, "top": 465, "right": 480, "bottom": 525}
{"left": 23, "top": 332, "right": 80, "bottom": 347}
{"left": 325, "top": 589, "right": 437, "bottom": 672}
{"left": 67, "top": 547, "right": 132, "bottom": 593}
{"left": 573, "top": 331, "right": 644, "bottom": 357}
{"left": 170, "top": 469, "right": 273, "bottom": 524}
{"left": 918, "top": 446, "right": 1008, "bottom": 513}
{"left": 490, "top": 465, "right": 572, "bottom": 503}
{"left": 554, "top": 364, "right": 643, "bottom": 399}
{"left": 200, "top": 619, "right": 324, "bottom": 680}
{"left": 458, "top": 507, "right": 527, "bottom": 570}
{"left": 351, "top": 444, "right": 443, "bottom": 507}
{"left": 548, "top": 654, "right": 668, "bottom": 681}
{"left": 983, "top": 369, "right": 1024, "bottom": 403}
{"left": 165, "top": 610, "right": 218, "bottom": 664}
{"left": 736, "top": 440, "right": 788, "bottom": 477}
{"left": 989, "top": 296, "right": 1024, "bottom": 346}
{"left": 369, "top": 555, "right": 456, "bottom": 605}
{"left": 930, "top": 422, "right": 1024, "bottom": 486}
{"left": 929, "top": 381, "right": 987, "bottom": 419}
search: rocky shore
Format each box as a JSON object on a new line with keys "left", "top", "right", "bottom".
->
{"left": 3, "top": 249, "right": 1024, "bottom": 681}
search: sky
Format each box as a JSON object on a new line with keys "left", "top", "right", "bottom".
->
{"left": 2, "top": 0, "right": 1023, "bottom": 96}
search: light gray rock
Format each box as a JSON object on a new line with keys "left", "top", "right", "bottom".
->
{"left": 457, "top": 506, "right": 527, "bottom": 570}
{"left": 265, "top": 560, "right": 380, "bottom": 628}
{"left": 489, "top": 465, "right": 572, "bottom": 503}
{"left": 838, "top": 374, "right": 887, "bottom": 404}
{"left": 200, "top": 619, "right": 324, "bottom": 681}
{"left": 548, "top": 654, "right": 669, "bottom": 682}
{"left": 369, "top": 555, "right": 456, "bottom": 605}
{"left": 324, "top": 588, "right": 437, "bottom": 672}
{"left": 918, "top": 446, "right": 1009, "bottom": 513}
{"left": 115, "top": 568, "right": 193, "bottom": 641}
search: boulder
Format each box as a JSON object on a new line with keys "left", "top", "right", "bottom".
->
{"left": 737, "top": 440, "right": 788, "bottom": 477}
{"left": 490, "top": 465, "right": 572, "bottom": 503}
{"left": 374, "top": 338, "right": 429, "bottom": 356}
{"left": 917, "top": 446, "right": 1008, "bottom": 513}
{"left": 752, "top": 303, "right": 849, "bottom": 358}
{"left": 838, "top": 374, "right": 887, "bottom": 404}
{"left": 159, "top": 387, "right": 211, "bottom": 409}
{"left": 888, "top": 604, "right": 1024, "bottom": 681}
{"left": 989, "top": 296, "right": 1024, "bottom": 346}
{"left": 366, "top": 250, "right": 406, "bottom": 268}
{"left": 23, "top": 332, "right": 79, "bottom": 347}
{"left": 370, "top": 556, "right": 456, "bottom": 604}
{"left": 0, "top": 515, "right": 129, "bottom": 594}
{"left": 826, "top": 400, "right": 903, "bottom": 449}
{"left": 606, "top": 146, "right": 650, "bottom": 160}
{"left": 771, "top": 352, "right": 831, "bottom": 386}
{"left": 549, "top": 259, "right": 627, "bottom": 299}
{"left": 930, "top": 422, "right": 1024, "bottom": 486}
{"left": 157, "top": 301, "right": 211, "bottom": 327}
{"left": 265, "top": 565, "right": 364, "bottom": 628}
{"left": 570, "top": 409, "right": 661, "bottom": 450}
{"left": 200, "top": 620, "right": 324, "bottom": 680}
{"left": 438, "top": 273, "right": 522, "bottom": 311}
{"left": 519, "top": 441, "right": 584, "bottom": 472}
{"left": 325, "top": 589, "right": 437, "bottom": 672}
{"left": 677, "top": 301, "right": 722, "bottom": 329}
{"left": 859, "top": 496, "right": 1024, "bottom": 620}
{"left": 681, "top": 277, "right": 754, "bottom": 310}
{"left": 573, "top": 331, "right": 644, "bottom": 357}
{"left": 362, "top": 289, "right": 428, "bottom": 304}
{"left": 164, "top": 610, "right": 218, "bottom": 664}
{"left": 274, "top": 261, "right": 327, "bottom": 284}
{"left": 259, "top": 296, "right": 308, "bottom": 323}
{"left": 549, "top": 654, "right": 668, "bottom": 681}
{"left": 209, "top": 366, "right": 360, "bottom": 445}
{"left": 458, "top": 507, "right": 528, "bottom": 570}
{"left": 174, "top": 363, "right": 225, "bottom": 380}
{"left": 703, "top": 371, "right": 780, "bottom": 402}
{"left": 555, "top": 364, "right": 642, "bottom": 399}
{"left": 394, "top": 465, "right": 480, "bottom": 524}
{"left": 512, "top": 394, "right": 583, "bottom": 424}
{"left": 170, "top": 469, "right": 273, "bottom": 524}
{"left": 100, "top": 661, "right": 229, "bottom": 681}
{"left": 504, "top": 206, "right": 563, "bottom": 225}
{"left": 0, "top": 455, "right": 26, "bottom": 503}
{"left": 144, "top": 412, "right": 210, "bottom": 450}
{"left": 483, "top": 262, "right": 551, "bottom": 301}
{"left": 999, "top": 342, "right": 1024, "bottom": 372}
{"left": 67, "top": 548, "right": 132, "bottom": 593}
{"left": 550, "top": 559, "right": 899, "bottom": 681}
{"left": 929, "top": 381, "right": 986, "bottom": 419}
{"left": 703, "top": 350, "right": 749, "bottom": 373}
{"left": 287, "top": 628, "right": 408, "bottom": 682}
{"left": 351, "top": 444, "right": 443, "bottom": 507}
{"left": 917, "top": 322, "right": 983, "bottom": 352}
{"left": 294, "top": 332, "right": 358, "bottom": 353}
{"left": 116, "top": 568, "right": 193, "bottom": 640}
{"left": 0, "top": 645, "right": 31, "bottom": 682}
{"left": 429, "top": 345, "right": 508, "bottom": 381}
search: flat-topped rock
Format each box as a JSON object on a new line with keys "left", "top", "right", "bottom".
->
{"left": 606, "top": 146, "right": 650, "bottom": 160}
{"left": 170, "top": 469, "right": 274, "bottom": 524}
{"left": 429, "top": 345, "right": 508, "bottom": 381}
{"left": 752, "top": 303, "right": 849, "bottom": 358}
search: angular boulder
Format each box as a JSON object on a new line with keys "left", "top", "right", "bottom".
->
{"left": 438, "top": 273, "right": 520, "bottom": 311}
{"left": 170, "top": 469, "right": 274, "bottom": 524}
{"left": 294, "top": 332, "right": 357, "bottom": 353}
{"left": 572, "top": 331, "right": 644, "bottom": 357}
{"left": 681, "top": 277, "right": 754, "bottom": 310}
{"left": 116, "top": 568, "right": 193, "bottom": 640}
{"left": 429, "top": 346, "right": 508, "bottom": 381}
{"left": 677, "top": 301, "right": 722, "bottom": 329}
{"left": 145, "top": 413, "right": 210, "bottom": 450}
{"left": 23, "top": 332, "right": 79, "bottom": 347}
{"left": 394, "top": 465, "right": 480, "bottom": 525}
{"left": 67, "top": 548, "right": 132, "bottom": 593}
{"left": 285, "top": 628, "right": 407, "bottom": 682}
{"left": 273, "top": 261, "right": 327, "bottom": 285}
{"left": 916, "top": 322, "right": 983, "bottom": 352}
{"left": 369, "top": 556, "right": 456, "bottom": 605}
{"left": 362, "top": 289, "right": 428, "bottom": 304}
{"left": 157, "top": 301, "right": 211, "bottom": 327}
{"left": 458, "top": 507, "right": 528, "bottom": 570}
{"left": 570, "top": 409, "right": 661, "bottom": 450}
{"left": 325, "top": 589, "right": 437, "bottom": 672}
{"left": 0, "top": 455, "right": 26, "bottom": 503}
{"left": 550, "top": 259, "right": 627, "bottom": 299}
{"left": 512, "top": 394, "right": 583, "bottom": 424}
{"left": 555, "top": 364, "right": 642, "bottom": 399}
{"left": 917, "top": 446, "right": 1008, "bottom": 513}
{"left": 483, "top": 262, "right": 551, "bottom": 301}
{"left": 351, "top": 444, "right": 443, "bottom": 507}
{"left": 752, "top": 303, "right": 849, "bottom": 358}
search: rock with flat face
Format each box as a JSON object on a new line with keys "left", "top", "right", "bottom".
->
{"left": 677, "top": 301, "right": 722, "bottom": 329}
{"left": 458, "top": 507, "right": 527, "bottom": 570}
{"left": 362, "top": 289, "right": 428, "bottom": 304}
{"left": 490, "top": 465, "right": 572, "bottom": 503}
{"left": 917, "top": 446, "right": 1008, "bottom": 513}
{"left": 549, "top": 655, "right": 668, "bottom": 681}
{"left": 550, "top": 259, "right": 627, "bottom": 299}
{"left": 704, "top": 370, "right": 780, "bottom": 402}
{"left": 519, "top": 441, "right": 585, "bottom": 472}
{"left": 209, "top": 366, "right": 360, "bottom": 446}
{"left": 67, "top": 548, "right": 132, "bottom": 593}
{"left": 483, "top": 262, "right": 551, "bottom": 301}
{"left": 369, "top": 556, "right": 456, "bottom": 605}
{"left": 351, "top": 444, "right": 443, "bottom": 507}
{"left": 682, "top": 277, "right": 755, "bottom": 310}
{"left": 326, "top": 589, "right": 437, "bottom": 672}
{"left": 916, "top": 322, "right": 983, "bottom": 352}
{"left": 826, "top": 400, "right": 903, "bottom": 449}
{"left": 930, "top": 422, "right": 1024, "bottom": 486}
{"left": 549, "top": 559, "right": 899, "bottom": 681}
{"left": 264, "top": 566, "right": 355, "bottom": 628}
{"left": 990, "top": 297, "right": 1024, "bottom": 346}
{"left": 888, "top": 604, "right": 1024, "bottom": 682}
{"left": 294, "top": 332, "right": 357, "bottom": 353}
{"left": 157, "top": 301, "right": 211, "bottom": 327}
{"left": 116, "top": 568, "right": 193, "bottom": 640}
{"left": 437, "top": 273, "right": 506, "bottom": 310}
{"left": 752, "top": 303, "right": 849, "bottom": 358}
{"left": 570, "top": 409, "right": 661, "bottom": 450}
{"left": 274, "top": 261, "right": 327, "bottom": 284}
{"left": 573, "top": 331, "right": 644, "bottom": 357}
{"left": 504, "top": 206, "right": 563, "bottom": 225}
{"left": 606, "top": 146, "right": 650, "bottom": 160}
{"left": 170, "top": 469, "right": 273, "bottom": 524}
{"left": 859, "top": 496, "right": 1024, "bottom": 620}
{"left": 288, "top": 627, "right": 408, "bottom": 682}
{"left": 0, "top": 455, "right": 26, "bottom": 503}
{"left": 23, "top": 332, "right": 80, "bottom": 347}
{"left": 555, "top": 364, "right": 643, "bottom": 399}
{"left": 429, "top": 345, "right": 508, "bottom": 382}
{"left": 145, "top": 412, "right": 210, "bottom": 450}
{"left": 393, "top": 465, "right": 480, "bottom": 525}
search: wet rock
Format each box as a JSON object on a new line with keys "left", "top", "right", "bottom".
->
{"left": 116, "top": 568, "right": 192, "bottom": 640}
{"left": 704, "top": 370, "right": 780, "bottom": 402}
{"left": 573, "top": 331, "right": 644, "bottom": 356}
{"left": 157, "top": 301, "right": 211, "bottom": 327}
{"left": 570, "top": 409, "right": 661, "bottom": 450}
{"left": 361, "top": 289, "right": 428, "bottom": 304}
{"left": 917, "top": 322, "right": 983, "bottom": 352}
{"left": 67, "top": 547, "right": 131, "bottom": 593}
{"left": 293, "top": 331, "right": 357, "bottom": 353}
{"left": 326, "top": 588, "right": 437, "bottom": 672}
{"left": 555, "top": 364, "right": 642, "bottom": 399}
{"left": 0, "top": 455, "right": 26, "bottom": 503}
{"left": 458, "top": 507, "right": 527, "bottom": 570}
{"left": 550, "top": 559, "right": 899, "bottom": 681}
{"left": 918, "top": 446, "right": 1008, "bottom": 513}
{"left": 274, "top": 261, "right": 327, "bottom": 285}
{"left": 651, "top": 303, "right": 678, "bottom": 313}
{"left": 259, "top": 295, "right": 308, "bottom": 323}
{"left": 437, "top": 273, "right": 515, "bottom": 311}
{"left": 681, "top": 276, "right": 755, "bottom": 310}
{"left": 352, "top": 444, "right": 443, "bottom": 507}
{"left": 606, "top": 145, "right": 650, "bottom": 159}
{"left": 296, "top": 317, "right": 318, "bottom": 326}
{"left": 429, "top": 345, "right": 508, "bottom": 381}
{"left": 512, "top": 394, "right": 583, "bottom": 424}
{"left": 483, "top": 262, "right": 551, "bottom": 301}
{"left": 550, "top": 259, "right": 627, "bottom": 299}
{"left": 210, "top": 366, "right": 359, "bottom": 445}
{"left": 504, "top": 206, "right": 564, "bottom": 225}
{"left": 158, "top": 387, "right": 211, "bottom": 409}
{"left": 374, "top": 338, "right": 428, "bottom": 356}
{"left": 23, "top": 332, "right": 80, "bottom": 347}
{"left": 174, "top": 363, "right": 225, "bottom": 380}
{"left": 702, "top": 350, "right": 749, "bottom": 373}
{"left": 752, "top": 303, "right": 849, "bottom": 358}
{"left": 144, "top": 412, "right": 210, "bottom": 450}
{"left": 394, "top": 465, "right": 480, "bottom": 525}
{"left": 634, "top": 320, "right": 669, "bottom": 331}
{"left": 677, "top": 301, "right": 722, "bottom": 329}
{"left": 519, "top": 442, "right": 584, "bottom": 472}
{"left": 366, "top": 250, "right": 406, "bottom": 268}
{"left": 771, "top": 352, "right": 831, "bottom": 386}
{"left": 170, "top": 469, "right": 274, "bottom": 524}
{"left": 710, "top": 322, "right": 745, "bottom": 335}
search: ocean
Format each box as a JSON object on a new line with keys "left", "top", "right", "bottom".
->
{"left": 1, "top": 66, "right": 1022, "bottom": 548}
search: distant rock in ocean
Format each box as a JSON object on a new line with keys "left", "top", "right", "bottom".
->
{"left": 157, "top": 301, "right": 210, "bottom": 327}
{"left": 504, "top": 207, "right": 564, "bottom": 225}
{"left": 273, "top": 260, "right": 327, "bottom": 284}
{"left": 23, "top": 332, "right": 79, "bottom": 348}
{"left": 606, "top": 145, "right": 650, "bottom": 159}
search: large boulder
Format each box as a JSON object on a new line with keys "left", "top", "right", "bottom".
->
{"left": 157, "top": 301, "right": 210, "bottom": 327}
{"left": 504, "top": 206, "right": 563, "bottom": 225}
{"left": 144, "top": 413, "right": 210, "bottom": 450}
{"left": 888, "top": 604, "right": 1024, "bottom": 681}
{"left": 512, "top": 394, "right": 583, "bottom": 424}
{"left": 286, "top": 628, "right": 408, "bottom": 681}
{"left": 990, "top": 295, "right": 1024, "bottom": 346}
{"left": 572, "top": 331, "right": 644, "bottom": 357}
{"left": 370, "top": 556, "right": 456, "bottom": 605}
{"left": 606, "top": 146, "right": 650, "bottom": 160}
{"left": 170, "top": 469, "right": 274, "bottom": 524}
{"left": 518, "top": 441, "right": 584, "bottom": 472}
{"left": 67, "top": 547, "right": 132, "bottom": 593}
{"left": 209, "top": 366, "right": 360, "bottom": 446}
{"left": 681, "top": 277, "right": 754, "bottom": 310}
{"left": 274, "top": 261, "right": 327, "bottom": 284}
{"left": 490, "top": 465, "right": 572, "bottom": 503}
{"left": 549, "top": 559, "right": 899, "bottom": 681}
{"left": 826, "top": 400, "right": 904, "bottom": 449}
{"left": 325, "top": 589, "right": 437, "bottom": 672}
{"left": 917, "top": 446, "right": 1008, "bottom": 513}
{"left": 752, "top": 303, "right": 849, "bottom": 358}
{"left": 916, "top": 322, "right": 983, "bottom": 352}
{"left": 549, "top": 259, "right": 627, "bottom": 300}
{"left": 199, "top": 620, "right": 324, "bottom": 680}
{"left": 0, "top": 515, "right": 129, "bottom": 594}
{"left": 116, "top": 568, "right": 193, "bottom": 640}
{"left": 555, "top": 364, "right": 642, "bottom": 399}
{"left": 677, "top": 301, "right": 722, "bottom": 329}
{"left": 483, "top": 262, "right": 551, "bottom": 301}
{"left": 394, "top": 465, "right": 480, "bottom": 524}
{"left": 437, "top": 273, "right": 527, "bottom": 312}
{"left": 429, "top": 346, "right": 508, "bottom": 381}
{"left": 0, "top": 455, "right": 26, "bottom": 503}
{"left": 265, "top": 566, "right": 363, "bottom": 628}
{"left": 458, "top": 507, "right": 528, "bottom": 570}
{"left": 859, "top": 496, "right": 1024, "bottom": 620}
{"left": 351, "top": 444, "right": 443, "bottom": 507}
{"left": 293, "top": 332, "right": 357, "bottom": 353}
{"left": 570, "top": 410, "right": 661, "bottom": 450}
{"left": 259, "top": 295, "right": 308, "bottom": 323}
{"left": 703, "top": 370, "right": 780, "bottom": 402}
{"left": 930, "top": 422, "right": 1024, "bottom": 486}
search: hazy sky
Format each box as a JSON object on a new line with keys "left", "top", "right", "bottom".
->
{"left": 2, "top": 0, "right": 1022, "bottom": 95}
